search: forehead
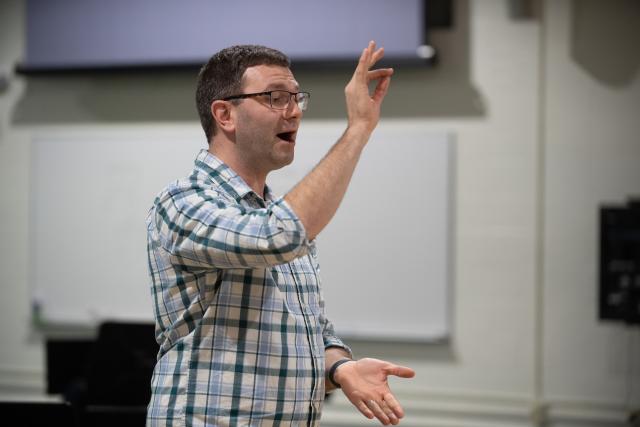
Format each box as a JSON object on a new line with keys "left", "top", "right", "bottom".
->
{"left": 241, "top": 65, "right": 299, "bottom": 91}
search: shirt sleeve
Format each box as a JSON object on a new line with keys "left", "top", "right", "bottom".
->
{"left": 321, "top": 315, "right": 353, "bottom": 357}
{"left": 150, "top": 186, "right": 309, "bottom": 269}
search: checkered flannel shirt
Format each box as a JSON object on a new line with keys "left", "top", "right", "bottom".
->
{"left": 146, "top": 149, "right": 351, "bottom": 426}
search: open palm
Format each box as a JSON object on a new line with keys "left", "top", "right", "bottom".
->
{"left": 336, "top": 357, "right": 415, "bottom": 425}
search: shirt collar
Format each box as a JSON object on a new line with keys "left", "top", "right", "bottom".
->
{"left": 194, "top": 149, "right": 275, "bottom": 203}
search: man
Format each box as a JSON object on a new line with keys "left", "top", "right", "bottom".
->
{"left": 146, "top": 41, "right": 415, "bottom": 426}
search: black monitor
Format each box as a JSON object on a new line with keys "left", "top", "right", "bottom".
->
{"left": 599, "top": 198, "right": 640, "bottom": 325}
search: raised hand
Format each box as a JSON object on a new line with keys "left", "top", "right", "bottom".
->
{"left": 334, "top": 357, "right": 415, "bottom": 425}
{"left": 344, "top": 41, "right": 394, "bottom": 137}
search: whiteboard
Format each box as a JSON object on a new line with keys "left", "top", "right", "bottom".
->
{"left": 29, "top": 121, "right": 452, "bottom": 341}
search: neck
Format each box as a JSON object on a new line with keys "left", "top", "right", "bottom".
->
{"left": 208, "top": 144, "right": 267, "bottom": 199}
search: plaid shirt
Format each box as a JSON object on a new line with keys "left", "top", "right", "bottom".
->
{"left": 146, "top": 149, "right": 351, "bottom": 426}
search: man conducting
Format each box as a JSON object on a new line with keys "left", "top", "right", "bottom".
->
{"left": 146, "top": 41, "right": 415, "bottom": 426}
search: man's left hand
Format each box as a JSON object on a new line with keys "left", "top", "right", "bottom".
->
{"left": 334, "top": 357, "right": 415, "bottom": 425}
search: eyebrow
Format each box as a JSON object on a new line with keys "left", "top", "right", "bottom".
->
{"left": 265, "top": 82, "right": 300, "bottom": 92}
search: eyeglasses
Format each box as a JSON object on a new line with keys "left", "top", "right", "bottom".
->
{"left": 222, "top": 90, "right": 310, "bottom": 111}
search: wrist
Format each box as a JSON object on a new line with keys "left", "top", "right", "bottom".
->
{"left": 344, "top": 122, "right": 374, "bottom": 144}
{"left": 328, "top": 358, "right": 355, "bottom": 389}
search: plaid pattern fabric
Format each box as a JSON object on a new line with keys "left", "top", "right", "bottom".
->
{"left": 146, "top": 149, "right": 351, "bottom": 426}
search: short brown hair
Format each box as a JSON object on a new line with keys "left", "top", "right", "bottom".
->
{"left": 195, "top": 45, "right": 290, "bottom": 142}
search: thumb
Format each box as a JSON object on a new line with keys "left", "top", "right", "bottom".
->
{"left": 385, "top": 364, "right": 416, "bottom": 379}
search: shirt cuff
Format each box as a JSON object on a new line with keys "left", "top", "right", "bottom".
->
{"left": 324, "top": 339, "right": 353, "bottom": 360}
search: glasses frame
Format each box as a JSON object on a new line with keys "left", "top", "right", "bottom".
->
{"left": 221, "top": 90, "right": 310, "bottom": 111}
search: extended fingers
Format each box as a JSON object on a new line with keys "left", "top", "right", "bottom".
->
{"left": 357, "top": 41, "right": 386, "bottom": 75}
{"left": 380, "top": 400, "right": 400, "bottom": 425}
{"left": 351, "top": 392, "right": 406, "bottom": 425}
{"left": 371, "top": 74, "right": 392, "bottom": 104}
{"left": 370, "top": 46, "right": 385, "bottom": 66}
{"left": 385, "top": 364, "right": 416, "bottom": 378}
{"left": 368, "top": 68, "right": 394, "bottom": 81}
{"left": 383, "top": 393, "right": 405, "bottom": 419}
{"left": 356, "top": 399, "right": 375, "bottom": 419}
{"left": 366, "top": 399, "right": 392, "bottom": 425}
{"left": 356, "top": 41, "right": 375, "bottom": 78}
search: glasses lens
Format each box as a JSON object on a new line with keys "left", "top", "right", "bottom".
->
{"left": 296, "top": 92, "right": 310, "bottom": 111}
{"left": 268, "top": 91, "right": 309, "bottom": 111}
{"left": 270, "top": 91, "right": 290, "bottom": 109}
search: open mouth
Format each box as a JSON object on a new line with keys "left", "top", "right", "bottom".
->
{"left": 276, "top": 131, "right": 296, "bottom": 143}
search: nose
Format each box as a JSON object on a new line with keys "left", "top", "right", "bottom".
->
{"left": 283, "top": 97, "right": 303, "bottom": 119}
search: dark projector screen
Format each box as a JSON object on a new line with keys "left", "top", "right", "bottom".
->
{"left": 23, "top": 0, "right": 431, "bottom": 71}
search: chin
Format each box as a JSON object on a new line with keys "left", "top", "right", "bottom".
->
{"left": 271, "top": 153, "right": 295, "bottom": 171}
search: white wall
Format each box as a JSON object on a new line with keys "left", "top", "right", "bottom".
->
{"left": 0, "top": 0, "right": 43, "bottom": 393}
{"left": 542, "top": 0, "right": 640, "bottom": 420}
{"left": 0, "top": 0, "right": 638, "bottom": 426}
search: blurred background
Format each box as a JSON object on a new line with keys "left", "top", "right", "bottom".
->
{"left": 0, "top": 0, "right": 639, "bottom": 426}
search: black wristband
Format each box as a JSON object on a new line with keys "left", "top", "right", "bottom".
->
{"left": 327, "top": 358, "right": 353, "bottom": 389}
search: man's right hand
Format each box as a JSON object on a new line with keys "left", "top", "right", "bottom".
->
{"left": 344, "top": 40, "right": 394, "bottom": 139}
{"left": 284, "top": 41, "right": 393, "bottom": 240}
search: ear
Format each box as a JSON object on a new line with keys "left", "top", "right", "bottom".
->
{"left": 211, "top": 100, "right": 236, "bottom": 133}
